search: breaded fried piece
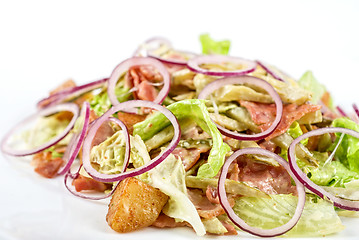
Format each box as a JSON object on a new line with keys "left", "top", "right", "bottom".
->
{"left": 106, "top": 177, "right": 168, "bottom": 233}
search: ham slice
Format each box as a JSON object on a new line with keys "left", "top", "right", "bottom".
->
{"left": 72, "top": 175, "right": 111, "bottom": 192}
{"left": 240, "top": 100, "right": 321, "bottom": 140}
{"left": 125, "top": 65, "right": 162, "bottom": 101}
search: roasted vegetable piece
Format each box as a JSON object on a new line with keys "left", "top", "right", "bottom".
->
{"left": 106, "top": 177, "right": 169, "bottom": 233}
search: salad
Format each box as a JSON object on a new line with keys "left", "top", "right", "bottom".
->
{"left": 2, "top": 34, "right": 359, "bottom": 238}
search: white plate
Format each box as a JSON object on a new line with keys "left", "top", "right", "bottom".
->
{"left": 0, "top": 1, "right": 359, "bottom": 239}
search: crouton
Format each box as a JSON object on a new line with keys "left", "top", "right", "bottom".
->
{"left": 106, "top": 177, "right": 168, "bottom": 233}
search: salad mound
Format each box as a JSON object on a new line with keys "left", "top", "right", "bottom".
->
{"left": 2, "top": 34, "right": 359, "bottom": 237}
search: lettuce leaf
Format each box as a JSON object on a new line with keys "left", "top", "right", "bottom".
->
{"left": 199, "top": 33, "right": 230, "bottom": 55}
{"left": 287, "top": 121, "right": 308, "bottom": 145}
{"left": 148, "top": 154, "right": 206, "bottom": 236}
{"left": 298, "top": 71, "right": 326, "bottom": 104}
{"left": 90, "top": 87, "right": 130, "bottom": 116}
{"left": 332, "top": 117, "right": 359, "bottom": 173}
{"left": 233, "top": 194, "right": 344, "bottom": 237}
{"left": 90, "top": 131, "right": 150, "bottom": 175}
{"left": 133, "top": 99, "right": 231, "bottom": 178}
{"left": 22, "top": 115, "right": 71, "bottom": 148}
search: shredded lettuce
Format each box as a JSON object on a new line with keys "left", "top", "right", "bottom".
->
{"left": 199, "top": 33, "right": 230, "bottom": 55}
{"left": 22, "top": 115, "right": 71, "bottom": 148}
{"left": 233, "top": 194, "right": 344, "bottom": 237}
{"left": 148, "top": 154, "right": 206, "bottom": 236}
{"left": 298, "top": 71, "right": 327, "bottom": 104}
{"left": 331, "top": 117, "right": 359, "bottom": 173}
{"left": 90, "top": 87, "right": 131, "bottom": 116}
{"left": 287, "top": 121, "right": 308, "bottom": 145}
{"left": 90, "top": 131, "right": 150, "bottom": 175}
{"left": 133, "top": 99, "right": 231, "bottom": 178}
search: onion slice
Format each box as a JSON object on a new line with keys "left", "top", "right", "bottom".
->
{"left": 57, "top": 101, "right": 90, "bottom": 175}
{"left": 148, "top": 49, "right": 197, "bottom": 66}
{"left": 288, "top": 127, "right": 359, "bottom": 211}
{"left": 37, "top": 78, "right": 108, "bottom": 109}
{"left": 256, "top": 60, "right": 285, "bottom": 82}
{"left": 107, "top": 57, "right": 170, "bottom": 110}
{"left": 1, "top": 103, "right": 79, "bottom": 157}
{"left": 82, "top": 100, "right": 181, "bottom": 182}
{"left": 198, "top": 76, "right": 283, "bottom": 141}
{"left": 187, "top": 55, "right": 257, "bottom": 76}
{"left": 336, "top": 106, "right": 348, "bottom": 117}
{"left": 218, "top": 147, "right": 306, "bottom": 237}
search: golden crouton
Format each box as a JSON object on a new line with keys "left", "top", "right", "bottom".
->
{"left": 106, "top": 177, "right": 168, "bottom": 233}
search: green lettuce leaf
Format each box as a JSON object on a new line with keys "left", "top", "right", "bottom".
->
{"left": 233, "top": 194, "right": 344, "bottom": 237}
{"left": 90, "top": 132, "right": 150, "bottom": 175}
{"left": 90, "top": 87, "right": 131, "bottom": 116}
{"left": 287, "top": 121, "right": 308, "bottom": 145}
{"left": 199, "top": 33, "right": 230, "bottom": 55}
{"left": 148, "top": 154, "right": 206, "bottom": 236}
{"left": 22, "top": 115, "right": 71, "bottom": 148}
{"left": 133, "top": 99, "right": 231, "bottom": 178}
{"left": 298, "top": 71, "right": 326, "bottom": 104}
{"left": 332, "top": 117, "right": 359, "bottom": 173}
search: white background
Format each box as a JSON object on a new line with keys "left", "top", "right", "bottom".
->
{"left": 0, "top": 0, "right": 359, "bottom": 239}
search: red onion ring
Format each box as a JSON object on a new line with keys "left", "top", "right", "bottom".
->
{"left": 1, "top": 103, "right": 79, "bottom": 157}
{"left": 148, "top": 49, "right": 197, "bottom": 66}
{"left": 82, "top": 100, "right": 181, "bottom": 182}
{"left": 218, "top": 147, "right": 306, "bottom": 237}
{"left": 353, "top": 103, "right": 359, "bottom": 118}
{"left": 107, "top": 57, "right": 170, "bottom": 111}
{"left": 57, "top": 101, "right": 90, "bottom": 175}
{"left": 255, "top": 60, "right": 285, "bottom": 82}
{"left": 64, "top": 164, "right": 119, "bottom": 200}
{"left": 288, "top": 127, "right": 359, "bottom": 211}
{"left": 37, "top": 78, "right": 108, "bottom": 109}
{"left": 336, "top": 106, "right": 348, "bottom": 117}
{"left": 187, "top": 55, "right": 257, "bottom": 77}
{"left": 198, "top": 76, "right": 283, "bottom": 141}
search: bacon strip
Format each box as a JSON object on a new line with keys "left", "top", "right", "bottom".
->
{"left": 32, "top": 151, "right": 64, "bottom": 178}
{"left": 240, "top": 100, "right": 321, "bottom": 140}
{"left": 126, "top": 65, "right": 162, "bottom": 101}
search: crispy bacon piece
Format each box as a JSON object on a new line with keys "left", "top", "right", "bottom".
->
{"left": 237, "top": 157, "right": 297, "bottom": 195}
{"left": 117, "top": 111, "right": 146, "bottom": 135}
{"left": 32, "top": 151, "right": 64, "bottom": 178}
{"left": 38, "top": 80, "right": 77, "bottom": 108}
{"left": 240, "top": 100, "right": 321, "bottom": 140}
{"left": 171, "top": 146, "right": 210, "bottom": 171}
{"left": 152, "top": 213, "right": 189, "bottom": 228}
{"left": 49, "top": 79, "right": 76, "bottom": 95}
{"left": 72, "top": 175, "right": 111, "bottom": 192}
{"left": 125, "top": 65, "right": 162, "bottom": 101}
{"left": 187, "top": 189, "right": 235, "bottom": 219}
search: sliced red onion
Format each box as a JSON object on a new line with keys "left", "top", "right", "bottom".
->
{"left": 288, "top": 127, "right": 359, "bottom": 211}
{"left": 218, "top": 147, "right": 306, "bottom": 237}
{"left": 82, "top": 100, "right": 181, "bottom": 182}
{"left": 353, "top": 104, "right": 359, "bottom": 118}
{"left": 148, "top": 49, "right": 197, "bottom": 66}
{"left": 37, "top": 78, "right": 108, "bottom": 109}
{"left": 187, "top": 55, "right": 257, "bottom": 76}
{"left": 198, "top": 76, "right": 283, "bottom": 141}
{"left": 1, "top": 103, "right": 79, "bottom": 157}
{"left": 64, "top": 164, "right": 119, "bottom": 200}
{"left": 256, "top": 60, "right": 285, "bottom": 82}
{"left": 57, "top": 102, "right": 90, "bottom": 175}
{"left": 336, "top": 106, "right": 348, "bottom": 117}
{"left": 107, "top": 57, "right": 170, "bottom": 111}
{"left": 352, "top": 103, "right": 359, "bottom": 123}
